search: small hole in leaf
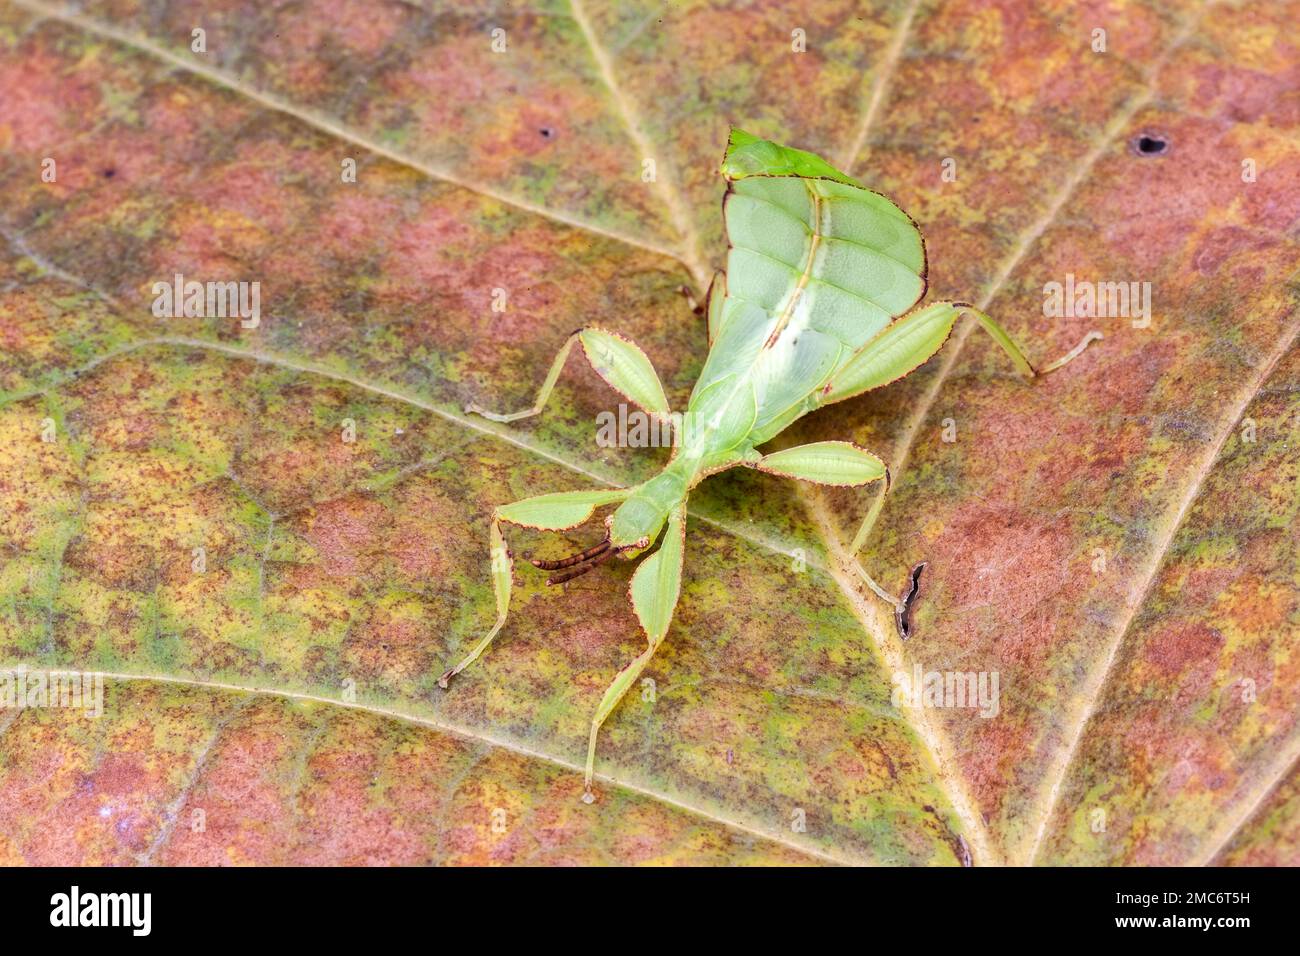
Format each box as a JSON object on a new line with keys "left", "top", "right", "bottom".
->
{"left": 538, "top": 127, "right": 555, "bottom": 140}
{"left": 102, "top": 168, "right": 116, "bottom": 178}
{"left": 1133, "top": 134, "right": 1168, "bottom": 156}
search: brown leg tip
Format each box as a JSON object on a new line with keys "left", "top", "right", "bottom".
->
{"left": 437, "top": 672, "right": 452, "bottom": 690}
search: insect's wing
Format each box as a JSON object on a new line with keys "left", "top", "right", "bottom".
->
{"left": 690, "top": 130, "right": 928, "bottom": 446}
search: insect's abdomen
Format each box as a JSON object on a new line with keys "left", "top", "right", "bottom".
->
{"left": 722, "top": 176, "right": 924, "bottom": 352}
{"left": 688, "top": 170, "right": 928, "bottom": 450}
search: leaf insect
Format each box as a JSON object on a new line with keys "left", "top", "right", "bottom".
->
{"left": 442, "top": 129, "right": 1102, "bottom": 801}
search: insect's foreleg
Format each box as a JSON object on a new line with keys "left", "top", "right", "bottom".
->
{"left": 438, "top": 487, "right": 631, "bottom": 689}
{"left": 947, "top": 302, "right": 1103, "bottom": 378}
{"left": 438, "top": 516, "right": 513, "bottom": 687}
{"left": 583, "top": 504, "right": 687, "bottom": 802}
{"left": 464, "top": 332, "right": 579, "bottom": 422}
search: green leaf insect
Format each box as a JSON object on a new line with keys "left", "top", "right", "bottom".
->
{"left": 442, "top": 128, "right": 1102, "bottom": 801}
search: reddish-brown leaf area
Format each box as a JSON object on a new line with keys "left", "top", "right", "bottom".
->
{"left": 0, "top": 0, "right": 1296, "bottom": 865}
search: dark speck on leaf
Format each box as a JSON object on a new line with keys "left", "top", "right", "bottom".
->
{"left": 1133, "top": 134, "right": 1169, "bottom": 156}
{"left": 539, "top": 127, "right": 555, "bottom": 140}
{"left": 102, "top": 168, "right": 115, "bottom": 178}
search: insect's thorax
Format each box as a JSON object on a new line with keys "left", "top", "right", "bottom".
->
{"left": 680, "top": 296, "right": 843, "bottom": 465}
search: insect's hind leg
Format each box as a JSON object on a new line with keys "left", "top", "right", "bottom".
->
{"left": 945, "top": 302, "right": 1103, "bottom": 378}
{"left": 828, "top": 460, "right": 923, "bottom": 635}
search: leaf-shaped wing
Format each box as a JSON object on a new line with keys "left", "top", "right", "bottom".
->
{"left": 690, "top": 130, "right": 928, "bottom": 445}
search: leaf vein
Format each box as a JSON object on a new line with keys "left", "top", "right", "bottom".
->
{"left": 839, "top": 0, "right": 923, "bottom": 172}
{"left": 1025, "top": 309, "right": 1300, "bottom": 865}
{"left": 10, "top": 0, "right": 693, "bottom": 275}
{"left": 568, "top": 0, "right": 711, "bottom": 289}
{"left": 11, "top": 667, "right": 853, "bottom": 866}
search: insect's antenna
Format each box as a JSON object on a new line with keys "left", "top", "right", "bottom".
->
{"left": 546, "top": 546, "right": 619, "bottom": 585}
{"left": 530, "top": 538, "right": 610, "bottom": 571}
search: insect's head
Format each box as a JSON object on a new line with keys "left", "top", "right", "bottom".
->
{"left": 603, "top": 514, "right": 651, "bottom": 560}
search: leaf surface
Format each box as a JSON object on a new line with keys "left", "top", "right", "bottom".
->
{"left": 0, "top": 0, "right": 1297, "bottom": 865}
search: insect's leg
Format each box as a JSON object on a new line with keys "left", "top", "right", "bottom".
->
{"left": 751, "top": 439, "right": 887, "bottom": 488}
{"left": 847, "top": 484, "right": 924, "bottom": 637}
{"left": 438, "top": 487, "right": 631, "bottom": 688}
{"left": 818, "top": 300, "right": 1103, "bottom": 410}
{"left": 583, "top": 504, "right": 687, "bottom": 802}
{"left": 746, "top": 439, "right": 902, "bottom": 611}
{"left": 818, "top": 302, "right": 963, "bottom": 406}
{"left": 464, "top": 332, "right": 579, "bottom": 422}
{"left": 465, "top": 327, "right": 672, "bottom": 423}
{"left": 438, "top": 515, "right": 513, "bottom": 688}
{"left": 851, "top": 492, "right": 899, "bottom": 606}
{"left": 942, "top": 302, "right": 1102, "bottom": 378}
